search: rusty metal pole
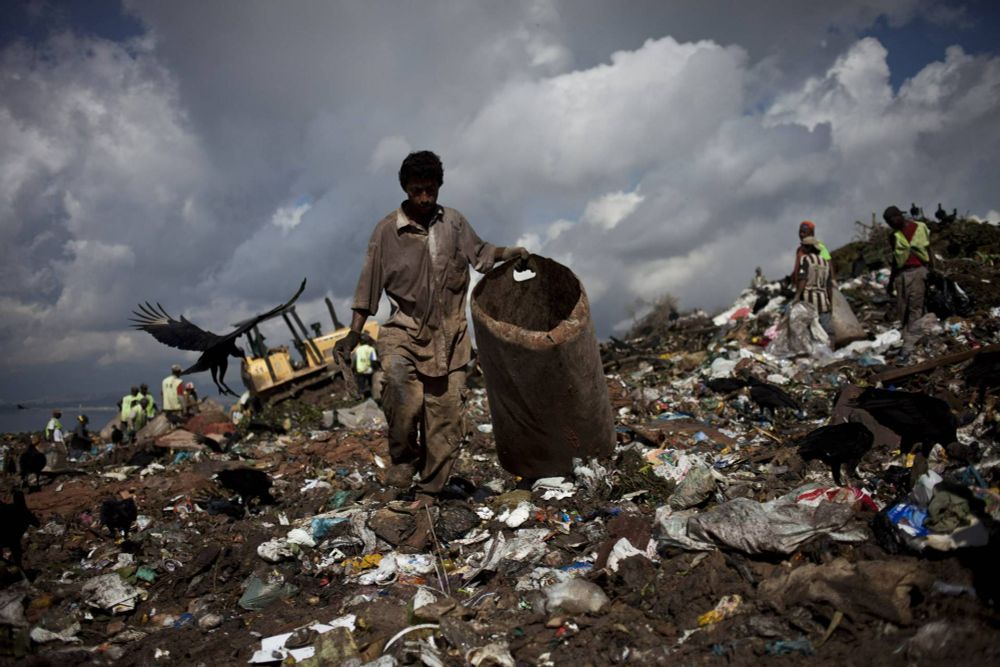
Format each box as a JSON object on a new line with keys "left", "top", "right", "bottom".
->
{"left": 291, "top": 307, "right": 324, "bottom": 363}
{"left": 325, "top": 297, "right": 344, "bottom": 329}
{"left": 253, "top": 326, "right": 277, "bottom": 382}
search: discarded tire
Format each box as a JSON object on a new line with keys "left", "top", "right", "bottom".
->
{"left": 471, "top": 255, "right": 614, "bottom": 477}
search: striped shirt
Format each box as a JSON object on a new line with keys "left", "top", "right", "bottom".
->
{"left": 800, "top": 253, "right": 831, "bottom": 313}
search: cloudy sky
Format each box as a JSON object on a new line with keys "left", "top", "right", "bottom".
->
{"left": 2, "top": 0, "right": 999, "bottom": 403}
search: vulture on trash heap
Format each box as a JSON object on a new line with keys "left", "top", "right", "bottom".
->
{"left": 215, "top": 468, "right": 276, "bottom": 508}
{"left": 748, "top": 379, "right": 803, "bottom": 420}
{"left": 850, "top": 387, "right": 957, "bottom": 458}
{"left": 130, "top": 279, "right": 306, "bottom": 396}
{"left": 796, "top": 422, "right": 874, "bottom": 486}
{"left": 0, "top": 491, "right": 39, "bottom": 572}
{"left": 101, "top": 497, "right": 138, "bottom": 541}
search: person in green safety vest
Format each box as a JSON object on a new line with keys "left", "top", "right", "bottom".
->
{"left": 351, "top": 334, "right": 378, "bottom": 399}
{"left": 139, "top": 383, "right": 157, "bottom": 419}
{"left": 162, "top": 364, "right": 184, "bottom": 424}
{"left": 120, "top": 386, "right": 140, "bottom": 423}
{"left": 884, "top": 205, "right": 935, "bottom": 360}
{"left": 127, "top": 397, "right": 149, "bottom": 443}
{"left": 44, "top": 409, "right": 64, "bottom": 445}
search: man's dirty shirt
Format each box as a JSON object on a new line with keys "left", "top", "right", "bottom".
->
{"left": 352, "top": 205, "right": 497, "bottom": 377}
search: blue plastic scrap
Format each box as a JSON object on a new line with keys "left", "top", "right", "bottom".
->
{"left": 887, "top": 502, "right": 929, "bottom": 537}
{"left": 765, "top": 636, "right": 814, "bottom": 656}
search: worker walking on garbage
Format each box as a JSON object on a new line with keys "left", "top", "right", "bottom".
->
{"left": 162, "top": 365, "right": 184, "bottom": 424}
{"left": 883, "top": 205, "right": 935, "bottom": 360}
{"left": 351, "top": 334, "right": 378, "bottom": 399}
{"left": 336, "top": 150, "right": 528, "bottom": 507}
{"left": 43, "top": 409, "right": 65, "bottom": 470}
{"left": 793, "top": 236, "right": 836, "bottom": 336}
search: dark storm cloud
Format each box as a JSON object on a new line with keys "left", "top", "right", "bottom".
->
{"left": 1, "top": 0, "right": 997, "bottom": 402}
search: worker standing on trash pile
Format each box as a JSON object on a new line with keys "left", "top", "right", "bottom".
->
{"left": 336, "top": 150, "right": 528, "bottom": 508}
{"left": 884, "top": 205, "right": 935, "bottom": 361}
{"left": 127, "top": 397, "right": 148, "bottom": 443}
{"left": 162, "top": 364, "right": 184, "bottom": 424}
{"left": 351, "top": 333, "right": 378, "bottom": 399}
{"left": 791, "top": 220, "right": 832, "bottom": 278}
{"left": 68, "top": 415, "right": 91, "bottom": 461}
{"left": 119, "top": 386, "right": 140, "bottom": 425}
{"left": 794, "top": 236, "right": 836, "bottom": 336}
{"left": 139, "top": 383, "right": 157, "bottom": 420}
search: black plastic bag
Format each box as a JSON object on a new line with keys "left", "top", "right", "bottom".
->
{"left": 926, "top": 273, "right": 974, "bottom": 318}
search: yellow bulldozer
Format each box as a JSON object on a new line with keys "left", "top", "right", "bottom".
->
{"left": 240, "top": 297, "right": 378, "bottom": 403}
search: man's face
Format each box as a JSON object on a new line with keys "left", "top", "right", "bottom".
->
{"left": 886, "top": 214, "right": 904, "bottom": 229}
{"left": 798, "top": 227, "right": 810, "bottom": 240}
{"left": 404, "top": 178, "right": 440, "bottom": 215}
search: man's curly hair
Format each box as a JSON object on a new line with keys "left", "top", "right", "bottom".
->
{"left": 399, "top": 151, "right": 444, "bottom": 189}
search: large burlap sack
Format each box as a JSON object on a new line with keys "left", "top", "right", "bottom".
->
{"left": 829, "top": 287, "right": 866, "bottom": 348}
{"left": 471, "top": 255, "right": 614, "bottom": 478}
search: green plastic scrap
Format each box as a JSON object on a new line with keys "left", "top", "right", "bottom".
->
{"left": 135, "top": 567, "right": 157, "bottom": 583}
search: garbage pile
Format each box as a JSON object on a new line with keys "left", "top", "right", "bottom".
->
{"left": 2, "top": 219, "right": 1000, "bottom": 665}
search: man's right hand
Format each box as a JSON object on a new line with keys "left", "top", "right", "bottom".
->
{"left": 334, "top": 330, "right": 360, "bottom": 362}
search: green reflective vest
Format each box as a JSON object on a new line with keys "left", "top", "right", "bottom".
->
{"left": 44, "top": 418, "right": 63, "bottom": 441}
{"left": 120, "top": 394, "right": 137, "bottom": 421}
{"left": 163, "top": 376, "right": 183, "bottom": 411}
{"left": 817, "top": 242, "right": 832, "bottom": 261}
{"left": 893, "top": 221, "right": 930, "bottom": 268}
{"left": 354, "top": 344, "right": 376, "bottom": 374}
{"left": 141, "top": 393, "right": 156, "bottom": 418}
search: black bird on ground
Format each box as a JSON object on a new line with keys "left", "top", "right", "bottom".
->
{"left": 198, "top": 497, "right": 246, "bottom": 520}
{"left": 19, "top": 442, "right": 46, "bottom": 489}
{"left": 796, "top": 422, "right": 874, "bottom": 486}
{"left": 850, "top": 387, "right": 957, "bottom": 458}
{"left": 100, "top": 497, "right": 138, "bottom": 541}
{"left": 705, "top": 377, "right": 748, "bottom": 395}
{"left": 748, "top": 379, "right": 803, "bottom": 420}
{"left": 215, "top": 468, "right": 276, "bottom": 508}
{"left": 964, "top": 351, "right": 1000, "bottom": 404}
{"left": 131, "top": 279, "right": 307, "bottom": 396}
{"left": 910, "top": 202, "right": 921, "bottom": 218}
{"left": 0, "top": 491, "right": 39, "bottom": 571}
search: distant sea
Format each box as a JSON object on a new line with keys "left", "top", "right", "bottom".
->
{"left": 0, "top": 406, "right": 119, "bottom": 435}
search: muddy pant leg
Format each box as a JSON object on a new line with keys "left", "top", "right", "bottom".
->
{"left": 899, "top": 267, "right": 928, "bottom": 352}
{"left": 380, "top": 355, "right": 423, "bottom": 465}
{"left": 417, "top": 368, "right": 466, "bottom": 494}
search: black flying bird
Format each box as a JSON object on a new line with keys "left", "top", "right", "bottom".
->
{"left": 0, "top": 491, "right": 39, "bottom": 571}
{"left": 796, "top": 422, "right": 874, "bottom": 486}
{"left": 215, "top": 468, "right": 276, "bottom": 508}
{"left": 131, "top": 279, "right": 306, "bottom": 396}
{"left": 850, "top": 387, "right": 957, "bottom": 457}
{"left": 100, "top": 497, "right": 138, "bottom": 540}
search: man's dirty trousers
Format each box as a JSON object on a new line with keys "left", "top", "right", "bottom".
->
{"left": 894, "top": 265, "right": 927, "bottom": 353}
{"left": 380, "top": 354, "right": 465, "bottom": 494}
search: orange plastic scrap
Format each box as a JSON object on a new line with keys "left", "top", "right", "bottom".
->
{"left": 340, "top": 553, "right": 382, "bottom": 572}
